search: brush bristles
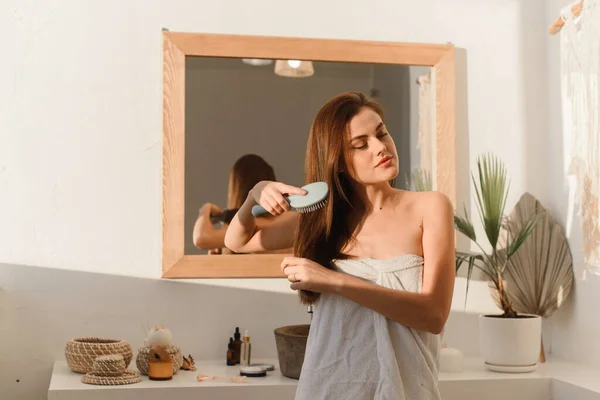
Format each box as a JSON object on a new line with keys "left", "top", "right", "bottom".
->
{"left": 296, "top": 199, "right": 327, "bottom": 213}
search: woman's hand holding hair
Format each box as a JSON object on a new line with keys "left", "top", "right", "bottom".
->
{"left": 281, "top": 257, "right": 345, "bottom": 294}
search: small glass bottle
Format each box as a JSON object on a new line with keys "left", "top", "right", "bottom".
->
{"left": 226, "top": 337, "right": 237, "bottom": 366}
{"left": 233, "top": 327, "right": 242, "bottom": 364}
{"left": 240, "top": 330, "right": 252, "bottom": 366}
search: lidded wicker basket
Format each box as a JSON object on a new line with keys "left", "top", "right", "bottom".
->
{"left": 65, "top": 337, "right": 133, "bottom": 374}
{"left": 81, "top": 355, "right": 141, "bottom": 386}
{"left": 88, "top": 354, "right": 126, "bottom": 377}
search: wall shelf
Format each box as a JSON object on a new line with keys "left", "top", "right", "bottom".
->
{"left": 48, "top": 356, "right": 600, "bottom": 400}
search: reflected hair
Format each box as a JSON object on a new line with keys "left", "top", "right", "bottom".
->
{"left": 227, "top": 154, "right": 276, "bottom": 210}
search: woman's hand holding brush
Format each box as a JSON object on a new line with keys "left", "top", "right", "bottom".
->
{"left": 248, "top": 181, "right": 307, "bottom": 216}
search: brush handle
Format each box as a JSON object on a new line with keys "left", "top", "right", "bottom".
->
{"left": 249, "top": 182, "right": 327, "bottom": 216}
{"left": 210, "top": 208, "right": 239, "bottom": 224}
{"left": 251, "top": 205, "right": 268, "bottom": 217}
{"left": 251, "top": 198, "right": 291, "bottom": 217}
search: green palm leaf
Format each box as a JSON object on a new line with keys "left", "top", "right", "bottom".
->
{"left": 472, "top": 153, "right": 509, "bottom": 249}
{"left": 405, "top": 168, "right": 433, "bottom": 192}
{"left": 453, "top": 153, "right": 546, "bottom": 317}
{"left": 454, "top": 204, "right": 476, "bottom": 242}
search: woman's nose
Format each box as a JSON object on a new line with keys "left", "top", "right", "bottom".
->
{"left": 372, "top": 138, "right": 387, "bottom": 155}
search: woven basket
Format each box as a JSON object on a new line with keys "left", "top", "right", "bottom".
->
{"left": 82, "top": 370, "right": 141, "bottom": 386}
{"left": 89, "top": 355, "right": 126, "bottom": 377}
{"left": 65, "top": 337, "right": 133, "bottom": 374}
{"left": 81, "top": 354, "right": 140, "bottom": 385}
{"left": 136, "top": 345, "right": 183, "bottom": 375}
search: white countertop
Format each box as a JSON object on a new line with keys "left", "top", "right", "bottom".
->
{"left": 49, "top": 358, "right": 296, "bottom": 388}
{"left": 48, "top": 359, "right": 297, "bottom": 400}
{"left": 48, "top": 357, "right": 600, "bottom": 400}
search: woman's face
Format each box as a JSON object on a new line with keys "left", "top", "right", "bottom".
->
{"left": 346, "top": 107, "right": 399, "bottom": 185}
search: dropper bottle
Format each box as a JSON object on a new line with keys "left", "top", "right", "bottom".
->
{"left": 226, "top": 337, "right": 236, "bottom": 366}
{"left": 233, "top": 327, "right": 242, "bottom": 364}
{"left": 240, "top": 330, "right": 252, "bottom": 366}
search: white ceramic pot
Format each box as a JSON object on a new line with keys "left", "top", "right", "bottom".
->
{"left": 439, "top": 347, "right": 464, "bottom": 372}
{"left": 479, "top": 313, "right": 542, "bottom": 372}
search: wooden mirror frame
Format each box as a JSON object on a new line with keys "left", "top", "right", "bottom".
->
{"left": 162, "top": 31, "right": 455, "bottom": 279}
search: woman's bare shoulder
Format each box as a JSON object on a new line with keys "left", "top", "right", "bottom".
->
{"left": 397, "top": 189, "right": 453, "bottom": 217}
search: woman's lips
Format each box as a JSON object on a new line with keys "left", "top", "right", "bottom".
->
{"left": 376, "top": 156, "right": 392, "bottom": 167}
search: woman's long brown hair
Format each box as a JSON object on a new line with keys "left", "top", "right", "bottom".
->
{"left": 293, "top": 92, "right": 392, "bottom": 305}
{"left": 227, "top": 154, "right": 276, "bottom": 210}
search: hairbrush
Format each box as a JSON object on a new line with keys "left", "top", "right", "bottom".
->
{"left": 251, "top": 181, "right": 328, "bottom": 217}
{"left": 210, "top": 208, "right": 239, "bottom": 225}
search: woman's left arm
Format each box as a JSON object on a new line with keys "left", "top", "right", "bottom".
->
{"left": 282, "top": 192, "right": 456, "bottom": 334}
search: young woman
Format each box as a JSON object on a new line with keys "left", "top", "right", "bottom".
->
{"left": 193, "top": 153, "right": 276, "bottom": 254}
{"left": 225, "top": 92, "right": 455, "bottom": 399}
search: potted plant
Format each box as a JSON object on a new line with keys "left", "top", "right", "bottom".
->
{"left": 405, "top": 167, "right": 433, "bottom": 192}
{"left": 454, "top": 153, "right": 545, "bottom": 372}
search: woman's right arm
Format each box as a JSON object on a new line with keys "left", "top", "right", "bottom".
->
{"left": 224, "top": 181, "right": 306, "bottom": 253}
{"left": 192, "top": 203, "right": 226, "bottom": 250}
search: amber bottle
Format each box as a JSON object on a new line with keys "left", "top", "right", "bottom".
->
{"left": 233, "top": 327, "right": 242, "bottom": 364}
{"left": 226, "top": 337, "right": 237, "bottom": 366}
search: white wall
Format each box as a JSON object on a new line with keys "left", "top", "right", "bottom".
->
{"left": 0, "top": 0, "right": 546, "bottom": 277}
{"left": 1, "top": 0, "right": 551, "bottom": 398}
{"left": 0, "top": 0, "right": 548, "bottom": 277}
{"left": 544, "top": 0, "right": 600, "bottom": 369}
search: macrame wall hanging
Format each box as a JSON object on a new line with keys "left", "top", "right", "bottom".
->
{"left": 558, "top": 0, "right": 600, "bottom": 270}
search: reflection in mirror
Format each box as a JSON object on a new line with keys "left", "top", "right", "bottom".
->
{"left": 184, "top": 56, "right": 435, "bottom": 256}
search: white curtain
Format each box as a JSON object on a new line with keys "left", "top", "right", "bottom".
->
{"left": 561, "top": 0, "right": 600, "bottom": 267}
{"left": 417, "top": 73, "right": 434, "bottom": 173}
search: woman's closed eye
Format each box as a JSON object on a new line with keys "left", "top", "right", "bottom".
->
{"left": 351, "top": 132, "right": 389, "bottom": 150}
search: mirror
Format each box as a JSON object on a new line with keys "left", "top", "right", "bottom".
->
{"left": 162, "top": 32, "right": 455, "bottom": 278}
{"left": 185, "top": 57, "right": 435, "bottom": 256}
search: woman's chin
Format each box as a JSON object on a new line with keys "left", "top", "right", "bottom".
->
{"left": 360, "top": 173, "right": 399, "bottom": 186}
{"left": 380, "top": 168, "right": 399, "bottom": 181}
{"left": 353, "top": 167, "right": 399, "bottom": 185}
